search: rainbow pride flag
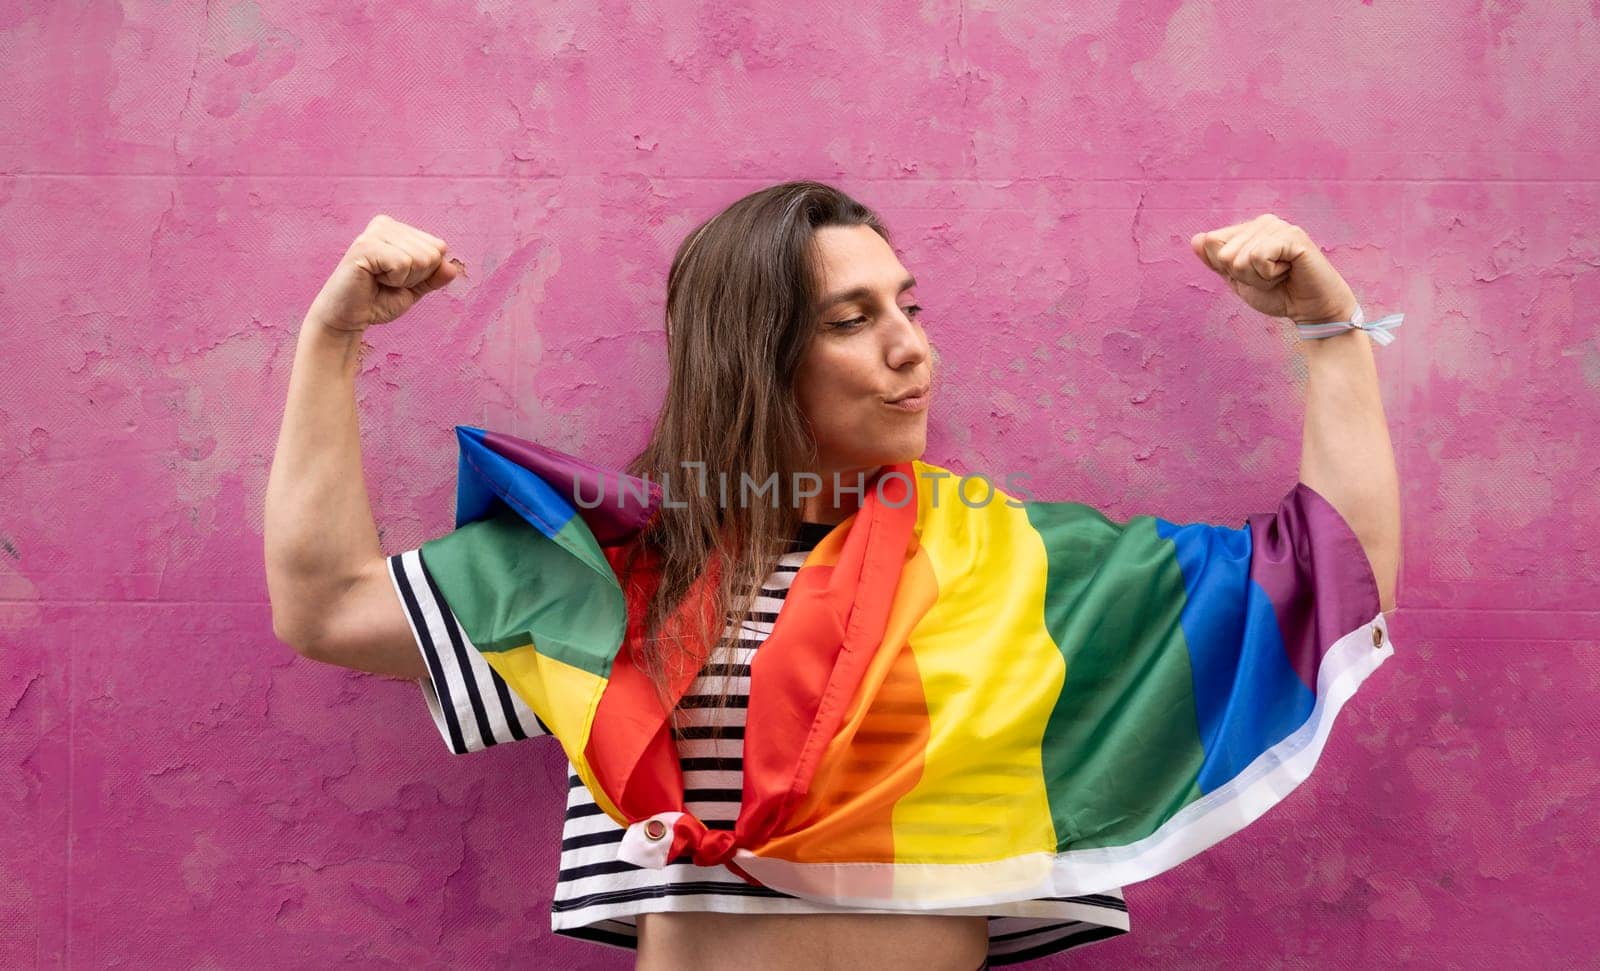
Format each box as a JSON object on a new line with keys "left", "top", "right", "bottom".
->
{"left": 415, "top": 425, "right": 1394, "bottom": 908}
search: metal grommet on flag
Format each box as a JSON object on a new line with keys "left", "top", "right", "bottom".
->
{"left": 617, "top": 812, "right": 687, "bottom": 870}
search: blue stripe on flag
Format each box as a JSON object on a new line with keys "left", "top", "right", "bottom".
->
{"left": 1155, "top": 517, "right": 1316, "bottom": 793}
{"left": 453, "top": 426, "right": 579, "bottom": 537}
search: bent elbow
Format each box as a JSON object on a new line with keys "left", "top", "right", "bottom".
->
{"left": 1360, "top": 538, "right": 1401, "bottom": 616}
{"left": 271, "top": 609, "right": 326, "bottom": 660}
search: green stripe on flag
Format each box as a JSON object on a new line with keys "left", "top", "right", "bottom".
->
{"left": 1024, "top": 501, "right": 1206, "bottom": 851}
{"left": 419, "top": 505, "right": 627, "bottom": 678}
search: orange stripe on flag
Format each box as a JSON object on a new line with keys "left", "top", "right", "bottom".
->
{"left": 757, "top": 546, "right": 939, "bottom": 863}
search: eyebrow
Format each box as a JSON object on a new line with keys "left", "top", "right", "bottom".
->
{"left": 820, "top": 274, "right": 918, "bottom": 310}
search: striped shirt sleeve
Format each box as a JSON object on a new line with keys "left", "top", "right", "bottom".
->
{"left": 386, "top": 548, "right": 551, "bottom": 754}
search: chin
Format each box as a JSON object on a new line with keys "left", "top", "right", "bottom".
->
{"left": 822, "top": 421, "right": 928, "bottom": 470}
{"left": 874, "top": 433, "right": 928, "bottom": 467}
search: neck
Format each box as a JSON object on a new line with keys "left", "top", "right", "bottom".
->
{"left": 799, "top": 464, "right": 883, "bottom": 524}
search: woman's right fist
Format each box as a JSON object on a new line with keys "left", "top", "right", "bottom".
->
{"left": 307, "top": 214, "right": 467, "bottom": 333}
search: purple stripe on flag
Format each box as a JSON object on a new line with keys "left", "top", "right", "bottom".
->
{"left": 1245, "top": 482, "right": 1382, "bottom": 693}
{"left": 480, "top": 429, "right": 662, "bottom": 547}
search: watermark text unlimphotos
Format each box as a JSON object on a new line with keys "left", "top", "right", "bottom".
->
{"left": 571, "top": 463, "right": 1035, "bottom": 510}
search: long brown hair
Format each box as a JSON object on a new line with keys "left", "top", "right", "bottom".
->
{"left": 617, "top": 180, "right": 891, "bottom": 737}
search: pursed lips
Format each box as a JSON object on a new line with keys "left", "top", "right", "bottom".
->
{"left": 885, "top": 381, "right": 931, "bottom": 404}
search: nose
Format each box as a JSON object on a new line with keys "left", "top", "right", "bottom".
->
{"left": 883, "top": 307, "right": 928, "bottom": 372}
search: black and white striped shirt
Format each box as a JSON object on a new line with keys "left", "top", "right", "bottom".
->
{"left": 387, "top": 521, "right": 1132, "bottom": 966}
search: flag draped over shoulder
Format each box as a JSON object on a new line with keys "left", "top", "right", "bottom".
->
{"left": 416, "top": 425, "right": 1394, "bottom": 910}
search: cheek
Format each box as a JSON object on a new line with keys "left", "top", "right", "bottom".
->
{"left": 795, "top": 350, "right": 865, "bottom": 421}
{"left": 798, "top": 382, "right": 852, "bottom": 435}
{"left": 793, "top": 366, "right": 824, "bottom": 424}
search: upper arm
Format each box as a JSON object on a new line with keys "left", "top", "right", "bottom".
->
{"left": 294, "top": 550, "right": 551, "bottom": 754}
{"left": 298, "top": 555, "right": 430, "bottom": 680}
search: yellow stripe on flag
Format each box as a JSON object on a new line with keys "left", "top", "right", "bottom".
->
{"left": 889, "top": 462, "right": 1065, "bottom": 870}
{"left": 485, "top": 645, "right": 623, "bottom": 822}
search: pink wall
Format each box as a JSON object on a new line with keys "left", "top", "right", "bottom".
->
{"left": 4, "top": 2, "right": 1596, "bottom": 966}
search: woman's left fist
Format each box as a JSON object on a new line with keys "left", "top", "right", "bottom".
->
{"left": 1189, "top": 214, "right": 1358, "bottom": 325}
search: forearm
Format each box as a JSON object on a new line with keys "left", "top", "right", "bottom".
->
{"left": 1296, "top": 318, "right": 1400, "bottom": 613}
{"left": 264, "top": 318, "right": 383, "bottom": 646}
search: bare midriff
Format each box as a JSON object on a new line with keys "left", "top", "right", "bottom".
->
{"left": 635, "top": 910, "right": 988, "bottom": 971}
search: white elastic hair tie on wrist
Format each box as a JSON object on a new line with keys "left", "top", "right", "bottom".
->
{"left": 1294, "top": 303, "right": 1404, "bottom": 346}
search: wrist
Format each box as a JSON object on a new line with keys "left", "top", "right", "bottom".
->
{"left": 1292, "top": 298, "right": 1360, "bottom": 327}
{"left": 1300, "top": 325, "right": 1370, "bottom": 354}
{"left": 1293, "top": 298, "right": 1403, "bottom": 348}
{"left": 298, "top": 315, "right": 370, "bottom": 368}
{"left": 302, "top": 313, "right": 367, "bottom": 340}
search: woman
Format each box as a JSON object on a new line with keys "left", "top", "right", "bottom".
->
{"left": 265, "top": 181, "right": 1398, "bottom": 969}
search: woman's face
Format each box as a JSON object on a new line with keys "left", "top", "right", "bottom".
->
{"left": 794, "top": 224, "right": 934, "bottom": 482}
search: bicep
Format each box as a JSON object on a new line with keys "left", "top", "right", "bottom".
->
{"left": 300, "top": 550, "right": 551, "bottom": 753}
{"left": 300, "top": 554, "right": 430, "bottom": 680}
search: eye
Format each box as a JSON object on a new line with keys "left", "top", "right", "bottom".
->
{"left": 826, "top": 305, "right": 922, "bottom": 330}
